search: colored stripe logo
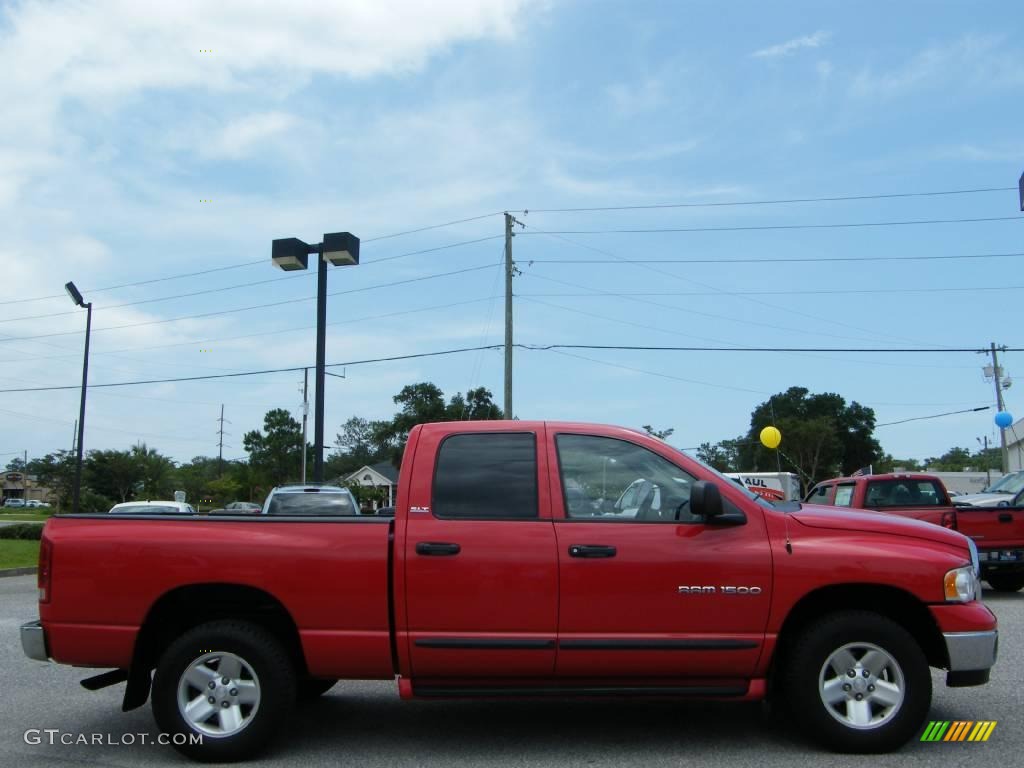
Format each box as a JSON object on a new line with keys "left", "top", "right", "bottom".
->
{"left": 921, "top": 721, "right": 996, "bottom": 742}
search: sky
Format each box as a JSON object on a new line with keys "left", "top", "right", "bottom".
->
{"left": 0, "top": 0, "right": 1022, "bottom": 472}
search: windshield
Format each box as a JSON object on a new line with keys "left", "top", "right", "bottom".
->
{"left": 983, "top": 471, "right": 1024, "bottom": 495}
{"left": 673, "top": 447, "right": 775, "bottom": 508}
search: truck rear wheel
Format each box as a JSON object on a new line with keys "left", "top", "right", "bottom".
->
{"left": 782, "top": 611, "right": 931, "bottom": 753}
{"left": 152, "top": 620, "right": 296, "bottom": 762}
{"left": 986, "top": 574, "right": 1024, "bottom": 592}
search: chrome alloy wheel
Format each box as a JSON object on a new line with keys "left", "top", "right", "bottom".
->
{"left": 818, "top": 641, "right": 905, "bottom": 730}
{"left": 176, "top": 651, "right": 261, "bottom": 738}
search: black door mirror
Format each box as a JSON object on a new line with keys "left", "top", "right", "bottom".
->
{"left": 690, "top": 480, "right": 723, "bottom": 519}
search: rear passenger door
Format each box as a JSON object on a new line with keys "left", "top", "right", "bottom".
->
{"left": 403, "top": 427, "right": 558, "bottom": 681}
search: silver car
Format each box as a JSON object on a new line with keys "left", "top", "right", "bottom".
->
{"left": 261, "top": 484, "right": 358, "bottom": 516}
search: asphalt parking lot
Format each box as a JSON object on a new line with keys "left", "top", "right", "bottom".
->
{"left": 1, "top": 574, "right": 1020, "bottom": 768}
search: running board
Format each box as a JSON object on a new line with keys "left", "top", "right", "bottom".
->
{"left": 413, "top": 683, "right": 749, "bottom": 698}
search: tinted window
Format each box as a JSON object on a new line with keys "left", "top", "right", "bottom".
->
{"left": 267, "top": 493, "right": 355, "bottom": 516}
{"left": 110, "top": 505, "right": 180, "bottom": 514}
{"left": 806, "top": 484, "right": 833, "bottom": 504}
{"left": 556, "top": 434, "right": 698, "bottom": 522}
{"left": 833, "top": 485, "right": 855, "bottom": 507}
{"left": 433, "top": 433, "right": 538, "bottom": 519}
{"left": 865, "top": 480, "right": 945, "bottom": 507}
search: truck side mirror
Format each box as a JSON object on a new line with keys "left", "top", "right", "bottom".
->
{"left": 691, "top": 480, "right": 723, "bottom": 519}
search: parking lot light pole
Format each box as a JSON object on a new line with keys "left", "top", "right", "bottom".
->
{"left": 272, "top": 232, "right": 360, "bottom": 482}
{"left": 65, "top": 281, "right": 92, "bottom": 514}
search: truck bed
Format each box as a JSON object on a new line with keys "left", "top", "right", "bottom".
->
{"left": 40, "top": 515, "right": 395, "bottom": 679}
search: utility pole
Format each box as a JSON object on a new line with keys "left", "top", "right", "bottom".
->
{"left": 216, "top": 405, "right": 230, "bottom": 476}
{"left": 300, "top": 368, "right": 309, "bottom": 484}
{"left": 987, "top": 342, "right": 1010, "bottom": 474}
{"left": 978, "top": 435, "right": 991, "bottom": 486}
{"left": 504, "top": 212, "right": 515, "bottom": 419}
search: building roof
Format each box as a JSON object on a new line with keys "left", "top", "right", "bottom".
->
{"left": 343, "top": 461, "right": 398, "bottom": 486}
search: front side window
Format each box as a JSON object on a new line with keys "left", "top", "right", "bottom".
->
{"left": 806, "top": 484, "right": 833, "bottom": 504}
{"left": 556, "top": 434, "right": 698, "bottom": 522}
{"left": 432, "top": 432, "right": 538, "bottom": 519}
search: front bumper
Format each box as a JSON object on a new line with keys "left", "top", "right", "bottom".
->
{"left": 21, "top": 620, "right": 49, "bottom": 662}
{"left": 944, "top": 630, "right": 997, "bottom": 686}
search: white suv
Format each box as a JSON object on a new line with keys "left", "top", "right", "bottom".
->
{"left": 261, "top": 484, "right": 359, "bottom": 516}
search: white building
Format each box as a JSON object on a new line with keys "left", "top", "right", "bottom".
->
{"left": 1007, "top": 417, "right": 1024, "bottom": 472}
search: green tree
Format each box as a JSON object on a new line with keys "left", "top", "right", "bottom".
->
{"left": 923, "top": 447, "right": 973, "bottom": 471}
{"left": 132, "top": 443, "right": 176, "bottom": 498}
{"left": 5, "top": 456, "right": 26, "bottom": 472}
{"left": 206, "top": 476, "right": 242, "bottom": 507}
{"left": 446, "top": 387, "right": 504, "bottom": 421}
{"left": 26, "top": 451, "right": 77, "bottom": 511}
{"left": 243, "top": 409, "right": 304, "bottom": 486}
{"left": 738, "top": 387, "right": 881, "bottom": 490}
{"left": 695, "top": 439, "right": 744, "bottom": 472}
{"left": 85, "top": 449, "right": 143, "bottom": 503}
{"left": 642, "top": 425, "right": 675, "bottom": 441}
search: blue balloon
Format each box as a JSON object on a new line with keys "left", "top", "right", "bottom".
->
{"left": 995, "top": 411, "right": 1013, "bottom": 429}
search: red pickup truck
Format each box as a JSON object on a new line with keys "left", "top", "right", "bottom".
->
{"left": 806, "top": 473, "right": 1024, "bottom": 592}
{"left": 21, "top": 422, "right": 997, "bottom": 761}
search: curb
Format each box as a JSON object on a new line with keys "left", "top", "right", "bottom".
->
{"left": 0, "top": 567, "right": 37, "bottom": 578}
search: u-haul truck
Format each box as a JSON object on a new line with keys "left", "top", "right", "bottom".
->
{"left": 723, "top": 472, "right": 801, "bottom": 502}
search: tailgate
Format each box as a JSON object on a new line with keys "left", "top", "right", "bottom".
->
{"left": 956, "top": 506, "right": 1024, "bottom": 551}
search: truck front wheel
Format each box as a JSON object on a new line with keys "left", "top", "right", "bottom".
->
{"left": 985, "top": 574, "right": 1024, "bottom": 592}
{"left": 783, "top": 611, "right": 931, "bottom": 753}
{"left": 152, "top": 620, "right": 296, "bottom": 762}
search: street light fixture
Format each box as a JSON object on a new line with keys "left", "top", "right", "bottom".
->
{"left": 271, "top": 232, "right": 360, "bottom": 482}
{"left": 65, "top": 281, "right": 92, "bottom": 514}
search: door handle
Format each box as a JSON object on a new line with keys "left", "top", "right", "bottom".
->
{"left": 416, "top": 542, "right": 461, "bottom": 556}
{"left": 998, "top": 513, "right": 1012, "bottom": 523}
{"left": 569, "top": 544, "right": 617, "bottom": 558}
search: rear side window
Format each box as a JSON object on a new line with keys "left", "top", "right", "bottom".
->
{"left": 865, "top": 480, "right": 945, "bottom": 507}
{"left": 433, "top": 433, "right": 538, "bottom": 519}
{"left": 833, "top": 484, "right": 855, "bottom": 507}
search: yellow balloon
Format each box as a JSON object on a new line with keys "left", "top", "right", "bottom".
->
{"left": 760, "top": 425, "right": 782, "bottom": 449}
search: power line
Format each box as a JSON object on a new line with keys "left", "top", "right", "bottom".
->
{"left": 0, "top": 296, "right": 500, "bottom": 363}
{"left": 519, "top": 186, "right": 1016, "bottom": 213}
{"left": 520, "top": 285, "right": 1024, "bottom": 298}
{"left": 521, "top": 343, "right": 1022, "bottom": 353}
{"left": 0, "top": 215, "right": 502, "bottom": 307}
{"left": 0, "top": 344, "right": 507, "bottom": 393}
{"left": 0, "top": 264, "right": 495, "bottom": 343}
{"left": 876, "top": 406, "right": 991, "bottom": 427}
{"left": 517, "top": 220, "right": 950, "bottom": 349}
{"left": 517, "top": 215, "right": 1024, "bottom": 236}
{"left": 525, "top": 251, "right": 1024, "bottom": 266}
{"left": 1, "top": 342, "right": 1017, "bottom": 395}
{"left": 0, "top": 235, "right": 503, "bottom": 324}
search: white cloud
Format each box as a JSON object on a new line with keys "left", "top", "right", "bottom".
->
{"left": 752, "top": 30, "right": 830, "bottom": 59}
{"left": 204, "top": 112, "right": 300, "bottom": 159}
{"left": 850, "top": 34, "right": 1024, "bottom": 99}
{"left": 0, "top": 0, "right": 538, "bottom": 203}
{"left": 606, "top": 77, "right": 665, "bottom": 116}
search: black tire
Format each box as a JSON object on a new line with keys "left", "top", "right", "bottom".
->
{"left": 152, "top": 620, "right": 296, "bottom": 762}
{"left": 986, "top": 574, "right": 1024, "bottom": 592}
{"left": 298, "top": 678, "right": 337, "bottom": 700}
{"left": 781, "top": 611, "right": 931, "bottom": 753}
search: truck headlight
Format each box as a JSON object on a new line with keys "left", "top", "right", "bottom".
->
{"left": 944, "top": 566, "right": 980, "bottom": 602}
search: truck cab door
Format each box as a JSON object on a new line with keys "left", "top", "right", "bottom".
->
{"left": 549, "top": 429, "right": 772, "bottom": 684}
{"left": 399, "top": 426, "right": 558, "bottom": 683}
